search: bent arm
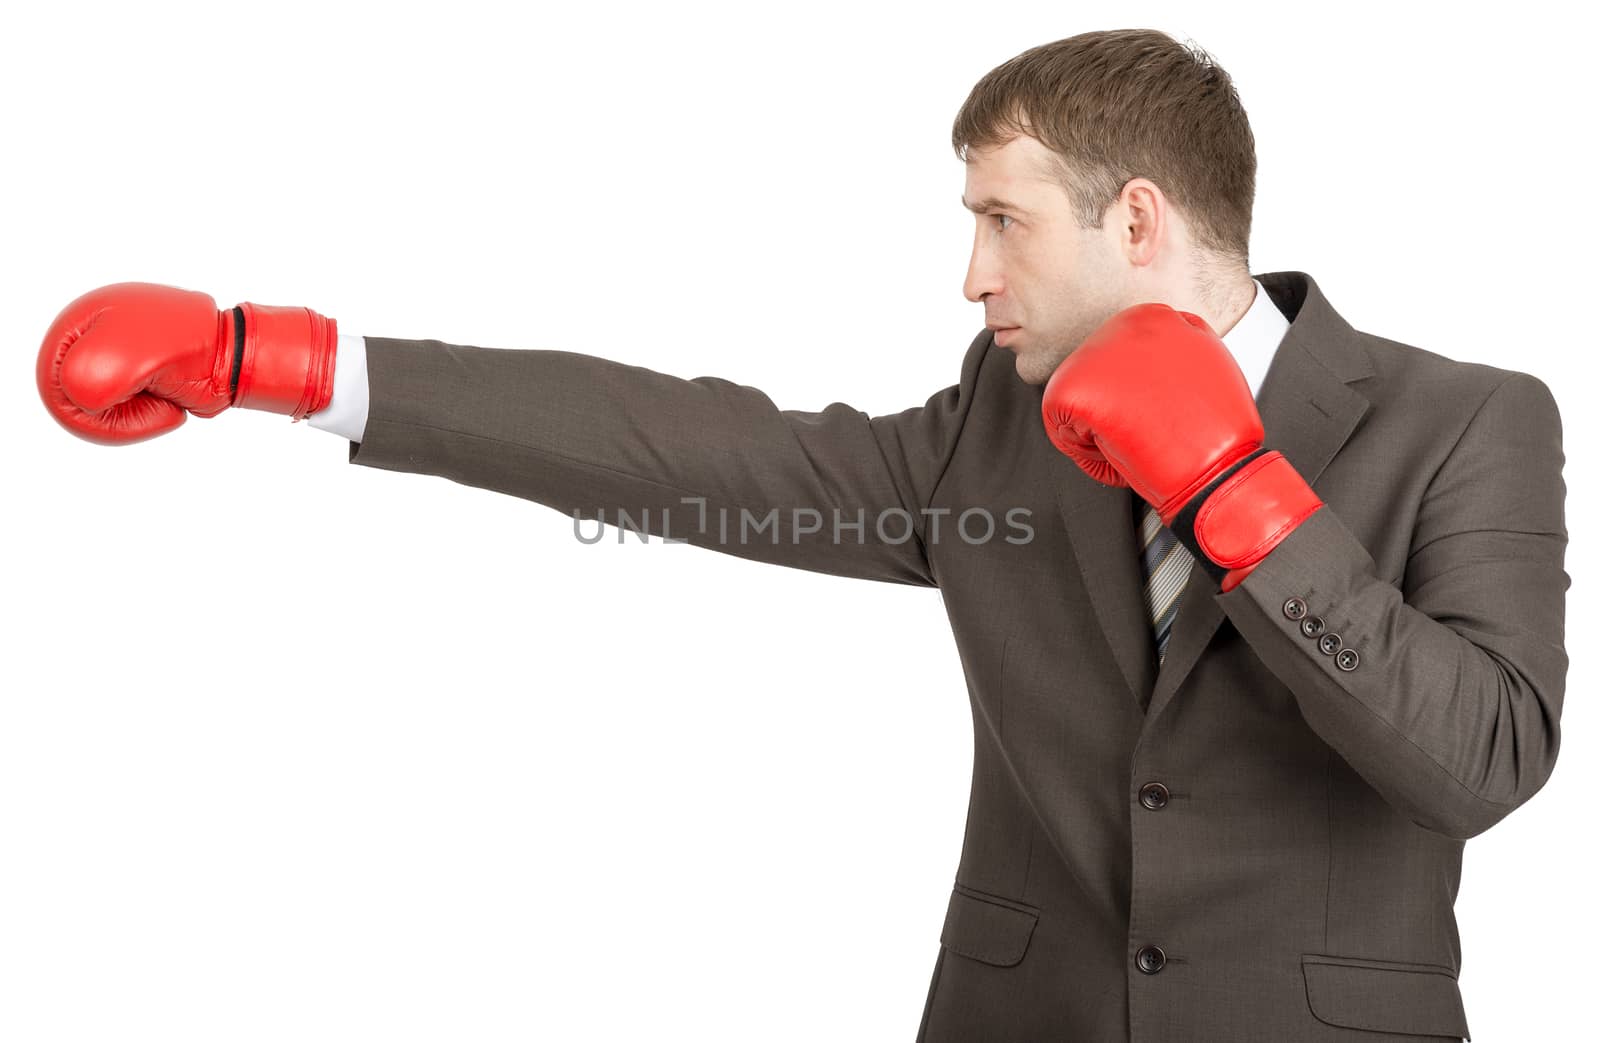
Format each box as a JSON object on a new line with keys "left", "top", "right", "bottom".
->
{"left": 1215, "top": 372, "right": 1569, "bottom": 839}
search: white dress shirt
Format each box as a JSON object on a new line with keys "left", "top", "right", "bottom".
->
{"left": 306, "top": 278, "right": 1287, "bottom": 443}
{"left": 1222, "top": 276, "right": 1290, "bottom": 400}
{"left": 307, "top": 331, "right": 371, "bottom": 443}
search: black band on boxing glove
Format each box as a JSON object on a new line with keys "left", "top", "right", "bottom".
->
{"left": 1165, "top": 446, "right": 1272, "bottom": 587}
{"left": 229, "top": 305, "right": 246, "bottom": 396}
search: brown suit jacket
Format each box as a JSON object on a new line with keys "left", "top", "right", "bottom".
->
{"left": 345, "top": 271, "right": 1568, "bottom": 1041}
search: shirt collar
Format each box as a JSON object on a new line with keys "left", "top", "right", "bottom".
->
{"left": 1219, "top": 276, "right": 1291, "bottom": 399}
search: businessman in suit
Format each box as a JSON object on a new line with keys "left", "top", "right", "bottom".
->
{"left": 35, "top": 27, "right": 1566, "bottom": 1043}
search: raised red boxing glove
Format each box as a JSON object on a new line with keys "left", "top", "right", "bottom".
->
{"left": 36, "top": 282, "right": 338, "bottom": 446}
{"left": 1040, "top": 302, "right": 1323, "bottom": 593}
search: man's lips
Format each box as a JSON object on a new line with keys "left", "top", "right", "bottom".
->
{"left": 989, "top": 325, "right": 1020, "bottom": 347}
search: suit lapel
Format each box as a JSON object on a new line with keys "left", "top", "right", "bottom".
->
{"left": 1054, "top": 271, "right": 1375, "bottom": 722}
{"left": 1054, "top": 475, "right": 1157, "bottom": 715}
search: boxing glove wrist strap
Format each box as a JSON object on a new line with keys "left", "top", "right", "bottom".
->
{"left": 227, "top": 302, "right": 338, "bottom": 420}
{"left": 1166, "top": 447, "right": 1324, "bottom": 587}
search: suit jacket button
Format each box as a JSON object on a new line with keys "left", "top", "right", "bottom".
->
{"left": 1300, "top": 615, "right": 1326, "bottom": 638}
{"left": 1139, "top": 782, "right": 1170, "bottom": 810}
{"left": 1336, "top": 648, "right": 1361, "bottom": 671}
{"left": 1135, "top": 945, "right": 1167, "bottom": 974}
{"left": 1318, "top": 633, "right": 1343, "bottom": 655}
{"left": 1283, "top": 597, "right": 1308, "bottom": 620}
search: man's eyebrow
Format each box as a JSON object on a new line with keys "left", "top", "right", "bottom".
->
{"left": 960, "top": 195, "right": 1029, "bottom": 215}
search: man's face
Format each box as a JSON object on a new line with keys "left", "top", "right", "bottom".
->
{"left": 962, "top": 134, "right": 1129, "bottom": 385}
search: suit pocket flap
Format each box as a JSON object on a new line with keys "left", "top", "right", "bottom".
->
{"left": 939, "top": 885, "right": 1040, "bottom": 967}
{"left": 1302, "top": 954, "right": 1470, "bottom": 1038}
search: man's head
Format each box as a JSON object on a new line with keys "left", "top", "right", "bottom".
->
{"left": 954, "top": 29, "right": 1258, "bottom": 384}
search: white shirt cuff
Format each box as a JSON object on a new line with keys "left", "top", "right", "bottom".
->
{"left": 307, "top": 333, "right": 370, "bottom": 443}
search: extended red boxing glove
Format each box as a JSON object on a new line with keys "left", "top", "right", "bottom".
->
{"left": 1040, "top": 302, "right": 1323, "bottom": 593}
{"left": 36, "top": 282, "right": 338, "bottom": 446}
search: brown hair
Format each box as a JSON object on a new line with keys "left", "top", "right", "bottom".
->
{"left": 952, "top": 28, "right": 1255, "bottom": 268}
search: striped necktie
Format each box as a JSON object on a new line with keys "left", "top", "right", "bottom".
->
{"left": 1136, "top": 499, "right": 1194, "bottom": 667}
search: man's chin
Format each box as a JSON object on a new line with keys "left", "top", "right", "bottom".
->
{"left": 1012, "top": 350, "right": 1054, "bottom": 386}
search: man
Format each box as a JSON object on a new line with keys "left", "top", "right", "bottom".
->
{"left": 34, "top": 28, "right": 1565, "bottom": 1043}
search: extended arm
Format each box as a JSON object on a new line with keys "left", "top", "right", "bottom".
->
{"left": 37, "top": 281, "right": 989, "bottom": 587}
{"left": 343, "top": 332, "right": 988, "bottom": 585}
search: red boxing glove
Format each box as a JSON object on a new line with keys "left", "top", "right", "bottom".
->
{"left": 36, "top": 281, "right": 338, "bottom": 446}
{"left": 1040, "top": 302, "right": 1323, "bottom": 593}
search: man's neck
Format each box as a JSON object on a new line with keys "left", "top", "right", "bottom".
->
{"left": 1200, "top": 274, "right": 1258, "bottom": 340}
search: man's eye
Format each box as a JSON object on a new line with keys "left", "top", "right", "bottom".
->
{"left": 993, "top": 214, "right": 1013, "bottom": 231}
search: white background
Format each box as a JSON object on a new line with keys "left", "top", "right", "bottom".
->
{"left": 3, "top": 1, "right": 1594, "bottom": 1040}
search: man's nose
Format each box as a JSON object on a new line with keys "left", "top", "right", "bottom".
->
{"left": 963, "top": 242, "right": 1001, "bottom": 303}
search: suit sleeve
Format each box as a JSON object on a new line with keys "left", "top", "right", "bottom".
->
{"left": 344, "top": 329, "right": 992, "bottom": 587}
{"left": 1213, "top": 372, "right": 1569, "bottom": 839}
